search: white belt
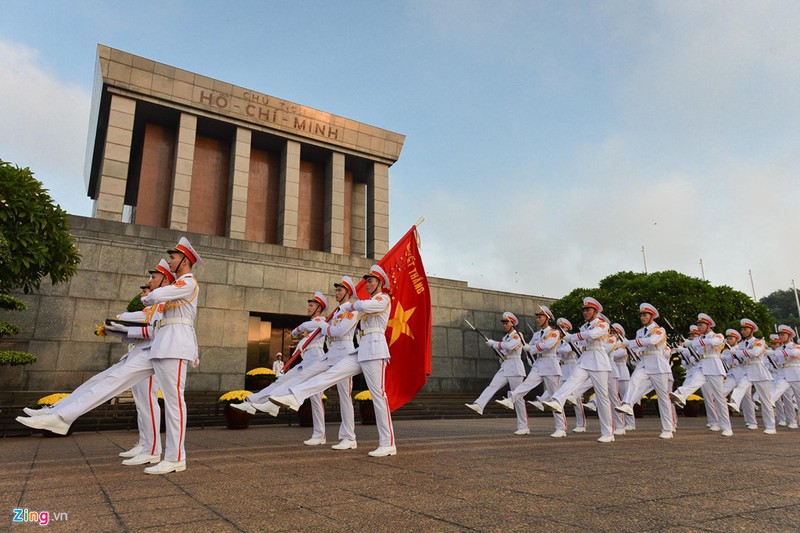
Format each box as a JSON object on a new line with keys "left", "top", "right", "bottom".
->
{"left": 702, "top": 354, "right": 720, "bottom": 359}
{"left": 156, "top": 317, "right": 194, "bottom": 331}
{"left": 328, "top": 336, "right": 353, "bottom": 343}
{"left": 361, "top": 327, "right": 384, "bottom": 335}
{"left": 784, "top": 364, "right": 800, "bottom": 368}
{"left": 538, "top": 354, "right": 557, "bottom": 358}
{"left": 642, "top": 351, "right": 662, "bottom": 357}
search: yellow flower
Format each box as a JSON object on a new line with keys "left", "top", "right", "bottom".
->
{"left": 650, "top": 394, "right": 659, "bottom": 400}
{"left": 37, "top": 393, "right": 70, "bottom": 406}
{"left": 157, "top": 389, "right": 163, "bottom": 399}
{"left": 245, "top": 367, "right": 276, "bottom": 376}
{"left": 218, "top": 390, "right": 253, "bottom": 404}
{"left": 686, "top": 394, "right": 703, "bottom": 402}
{"left": 94, "top": 324, "right": 107, "bottom": 337}
{"left": 354, "top": 390, "right": 372, "bottom": 402}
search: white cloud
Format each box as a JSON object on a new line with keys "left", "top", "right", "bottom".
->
{"left": 0, "top": 38, "right": 93, "bottom": 215}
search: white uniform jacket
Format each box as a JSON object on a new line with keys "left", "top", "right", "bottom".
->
{"left": 567, "top": 318, "right": 611, "bottom": 372}
{"left": 491, "top": 330, "right": 525, "bottom": 377}
{"left": 525, "top": 326, "right": 562, "bottom": 376}
{"left": 776, "top": 343, "right": 800, "bottom": 382}
{"left": 323, "top": 307, "right": 359, "bottom": 365}
{"left": 293, "top": 316, "right": 328, "bottom": 363}
{"left": 354, "top": 292, "right": 391, "bottom": 362}
{"left": 691, "top": 331, "right": 725, "bottom": 376}
{"left": 141, "top": 273, "right": 199, "bottom": 361}
{"left": 609, "top": 342, "right": 630, "bottom": 380}
{"left": 630, "top": 323, "right": 670, "bottom": 375}
{"left": 734, "top": 337, "right": 772, "bottom": 382}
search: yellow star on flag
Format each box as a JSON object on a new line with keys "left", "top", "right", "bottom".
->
{"left": 387, "top": 301, "right": 416, "bottom": 347}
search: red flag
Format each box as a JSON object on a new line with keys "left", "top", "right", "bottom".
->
{"left": 354, "top": 226, "right": 432, "bottom": 411}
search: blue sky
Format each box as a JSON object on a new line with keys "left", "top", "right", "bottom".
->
{"left": 2, "top": 1, "right": 799, "bottom": 303}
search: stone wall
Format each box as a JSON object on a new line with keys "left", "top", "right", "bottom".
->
{"left": 0, "top": 216, "right": 554, "bottom": 394}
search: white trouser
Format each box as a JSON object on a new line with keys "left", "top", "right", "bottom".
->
{"left": 474, "top": 371, "right": 527, "bottom": 431}
{"left": 553, "top": 368, "right": 612, "bottom": 437}
{"left": 560, "top": 362, "right": 586, "bottom": 429}
{"left": 510, "top": 371, "right": 565, "bottom": 431}
{"left": 51, "top": 356, "right": 161, "bottom": 455}
{"left": 729, "top": 378, "right": 763, "bottom": 427}
{"left": 131, "top": 375, "right": 162, "bottom": 455}
{"left": 361, "top": 359, "right": 395, "bottom": 447}
{"left": 677, "top": 372, "right": 731, "bottom": 431}
{"left": 55, "top": 355, "right": 189, "bottom": 462}
{"left": 617, "top": 378, "right": 634, "bottom": 428}
{"left": 781, "top": 392, "right": 798, "bottom": 425}
{"left": 290, "top": 356, "right": 362, "bottom": 442}
{"left": 772, "top": 379, "right": 800, "bottom": 422}
{"left": 152, "top": 358, "right": 188, "bottom": 462}
{"left": 269, "top": 359, "right": 330, "bottom": 440}
{"left": 701, "top": 383, "right": 719, "bottom": 428}
{"left": 585, "top": 374, "right": 624, "bottom": 429}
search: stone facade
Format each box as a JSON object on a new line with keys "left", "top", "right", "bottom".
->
{"left": 0, "top": 217, "right": 554, "bottom": 393}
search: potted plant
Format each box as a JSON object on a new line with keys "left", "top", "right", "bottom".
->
{"left": 354, "top": 390, "right": 376, "bottom": 425}
{"left": 245, "top": 367, "right": 277, "bottom": 390}
{"left": 683, "top": 394, "right": 703, "bottom": 417}
{"left": 34, "top": 393, "right": 71, "bottom": 437}
{"left": 218, "top": 390, "right": 253, "bottom": 429}
{"left": 298, "top": 394, "right": 327, "bottom": 427}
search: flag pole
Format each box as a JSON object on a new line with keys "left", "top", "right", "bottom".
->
{"left": 414, "top": 216, "right": 426, "bottom": 227}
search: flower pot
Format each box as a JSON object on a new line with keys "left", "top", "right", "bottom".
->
{"left": 245, "top": 376, "right": 275, "bottom": 391}
{"left": 683, "top": 401, "right": 701, "bottom": 417}
{"left": 224, "top": 404, "right": 252, "bottom": 429}
{"left": 359, "top": 401, "right": 376, "bottom": 425}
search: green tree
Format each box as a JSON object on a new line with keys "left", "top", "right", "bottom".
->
{"left": 551, "top": 270, "right": 774, "bottom": 340}
{"left": 0, "top": 159, "right": 81, "bottom": 293}
{"left": 759, "top": 289, "right": 800, "bottom": 330}
{"left": 0, "top": 160, "right": 81, "bottom": 366}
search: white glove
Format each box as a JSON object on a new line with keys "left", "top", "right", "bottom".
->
{"left": 339, "top": 302, "right": 353, "bottom": 313}
{"left": 105, "top": 322, "right": 128, "bottom": 334}
{"left": 563, "top": 333, "right": 576, "bottom": 343}
{"left": 191, "top": 358, "right": 200, "bottom": 368}
{"left": 624, "top": 339, "right": 637, "bottom": 348}
{"left": 485, "top": 339, "right": 498, "bottom": 349}
{"left": 291, "top": 327, "right": 302, "bottom": 338}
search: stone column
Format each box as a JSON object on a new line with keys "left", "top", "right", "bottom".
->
{"left": 351, "top": 182, "right": 366, "bottom": 258}
{"left": 93, "top": 94, "right": 136, "bottom": 221}
{"left": 168, "top": 113, "right": 197, "bottom": 231}
{"left": 228, "top": 127, "right": 251, "bottom": 240}
{"left": 367, "top": 162, "right": 390, "bottom": 258}
{"left": 324, "top": 151, "right": 345, "bottom": 254}
{"left": 278, "top": 139, "right": 300, "bottom": 248}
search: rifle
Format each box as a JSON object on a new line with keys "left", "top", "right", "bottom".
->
{"left": 525, "top": 322, "right": 537, "bottom": 365}
{"left": 465, "top": 318, "right": 506, "bottom": 363}
{"left": 283, "top": 306, "right": 338, "bottom": 372}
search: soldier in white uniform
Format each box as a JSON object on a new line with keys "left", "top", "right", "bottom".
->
{"left": 554, "top": 318, "right": 587, "bottom": 433}
{"left": 670, "top": 313, "right": 733, "bottom": 437}
{"left": 719, "top": 329, "right": 755, "bottom": 429}
{"left": 465, "top": 312, "right": 528, "bottom": 435}
{"left": 18, "top": 238, "right": 203, "bottom": 472}
{"left": 269, "top": 276, "right": 361, "bottom": 450}
{"left": 17, "top": 262, "right": 171, "bottom": 464}
{"left": 543, "top": 297, "right": 615, "bottom": 443}
{"left": 496, "top": 306, "right": 567, "bottom": 437}
{"left": 771, "top": 325, "right": 800, "bottom": 428}
{"left": 272, "top": 353, "right": 285, "bottom": 376}
{"left": 615, "top": 303, "right": 674, "bottom": 439}
{"left": 232, "top": 293, "right": 331, "bottom": 428}
{"left": 727, "top": 319, "right": 775, "bottom": 434}
{"left": 767, "top": 334, "right": 798, "bottom": 428}
{"left": 609, "top": 323, "right": 635, "bottom": 431}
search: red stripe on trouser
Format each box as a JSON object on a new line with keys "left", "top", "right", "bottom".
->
{"left": 147, "top": 376, "right": 157, "bottom": 455}
{"left": 177, "top": 360, "right": 184, "bottom": 462}
{"left": 382, "top": 360, "right": 394, "bottom": 446}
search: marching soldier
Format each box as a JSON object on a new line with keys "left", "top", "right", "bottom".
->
{"left": 554, "top": 318, "right": 587, "bottom": 433}
{"left": 770, "top": 325, "right": 800, "bottom": 428}
{"left": 720, "top": 329, "right": 757, "bottom": 430}
{"left": 235, "top": 292, "right": 331, "bottom": 446}
{"left": 269, "top": 276, "right": 361, "bottom": 450}
{"left": 615, "top": 303, "right": 674, "bottom": 439}
{"left": 496, "top": 306, "right": 567, "bottom": 437}
{"left": 670, "top": 313, "right": 733, "bottom": 437}
{"left": 465, "top": 312, "right": 529, "bottom": 435}
{"left": 727, "top": 319, "right": 775, "bottom": 434}
{"left": 543, "top": 297, "right": 615, "bottom": 443}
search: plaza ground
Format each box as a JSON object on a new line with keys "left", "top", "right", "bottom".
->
{"left": 3, "top": 416, "right": 799, "bottom": 531}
